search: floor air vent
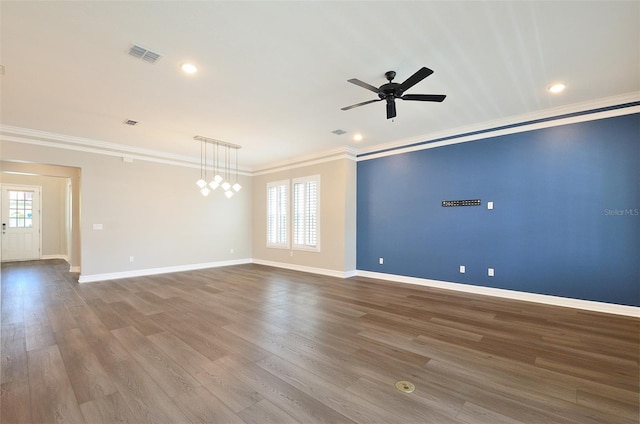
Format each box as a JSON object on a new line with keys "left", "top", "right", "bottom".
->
{"left": 128, "top": 44, "right": 162, "bottom": 64}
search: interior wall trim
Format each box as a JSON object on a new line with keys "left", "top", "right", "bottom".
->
{"left": 252, "top": 258, "right": 357, "bottom": 279}
{"left": 0, "top": 125, "right": 354, "bottom": 175}
{"left": 5, "top": 93, "right": 637, "bottom": 175}
{"left": 251, "top": 147, "right": 357, "bottom": 176}
{"left": 41, "top": 254, "right": 69, "bottom": 262}
{"left": 74, "top": 257, "right": 637, "bottom": 316}
{"left": 0, "top": 128, "right": 252, "bottom": 175}
{"left": 357, "top": 270, "right": 640, "bottom": 318}
{"left": 358, "top": 92, "right": 640, "bottom": 161}
{"left": 78, "top": 258, "right": 252, "bottom": 283}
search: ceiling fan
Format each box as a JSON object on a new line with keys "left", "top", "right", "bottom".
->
{"left": 341, "top": 67, "right": 446, "bottom": 119}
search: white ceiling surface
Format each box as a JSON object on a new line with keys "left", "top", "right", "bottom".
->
{"left": 1, "top": 1, "right": 638, "bottom": 170}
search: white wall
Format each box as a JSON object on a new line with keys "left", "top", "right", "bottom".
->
{"left": 0, "top": 140, "right": 252, "bottom": 279}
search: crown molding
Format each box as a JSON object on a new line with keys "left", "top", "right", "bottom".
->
{"left": 251, "top": 146, "right": 357, "bottom": 176}
{"left": 356, "top": 92, "right": 640, "bottom": 160}
{"left": 0, "top": 123, "right": 355, "bottom": 176}
{"left": 3, "top": 92, "right": 637, "bottom": 175}
{"left": 0, "top": 125, "right": 196, "bottom": 163}
{"left": 0, "top": 125, "right": 253, "bottom": 175}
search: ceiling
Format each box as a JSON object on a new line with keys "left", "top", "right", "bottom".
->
{"left": 1, "top": 1, "right": 638, "bottom": 171}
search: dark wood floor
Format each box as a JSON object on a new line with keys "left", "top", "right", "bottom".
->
{"left": 1, "top": 259, "right": 638, "bottom": 423}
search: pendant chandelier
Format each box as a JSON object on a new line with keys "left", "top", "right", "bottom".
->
{"left": 194, "top": 136, "right": 242, "bottom": 198}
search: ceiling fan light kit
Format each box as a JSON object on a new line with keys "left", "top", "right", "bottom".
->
{"left": 341, "top": 67, "right": 446, "bottom": 119}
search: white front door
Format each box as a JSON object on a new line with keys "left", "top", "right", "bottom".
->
{"left": 1, "top": 185, "right": 41, "bottom": 261}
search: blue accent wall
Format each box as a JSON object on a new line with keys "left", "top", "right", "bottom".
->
{"left": 357, "top": 113, "right": 640, "bottom": 306}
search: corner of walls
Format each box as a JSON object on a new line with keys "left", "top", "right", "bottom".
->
{"left": 252, "top": 154, "right": 357, "bottom": 275}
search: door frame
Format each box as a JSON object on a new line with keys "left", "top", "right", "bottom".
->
{"left": 1, "top": 184, "right": 42, "bottom": 262}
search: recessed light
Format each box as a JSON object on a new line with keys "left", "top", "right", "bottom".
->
{"left": 353, "top": 133, "right": 363, "bottom": 141}
{"left": 181, "top": 63, "right": 198, "bottom": 74}
{"left": 123, "top": 119, "right": 138, "bottom": 126}
{"left": 548, "top": 83, "right": 566, "bottom": 94}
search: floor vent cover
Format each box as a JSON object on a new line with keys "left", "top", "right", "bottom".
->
{"left": 394, "top": 380, "right": 415, "bottom": 393}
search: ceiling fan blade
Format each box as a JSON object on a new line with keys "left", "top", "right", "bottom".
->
{"left": 386, "top": 100, "right": 396, "bottom": 119}
{"left": 401, "top": 94, "right": 446, "bottom": 102}
{"left": 341, "top": 98, "right": 382, "bottom": 111}
{"left": 347, "top": 78, "right": 382, "bottom": 94}
{"left": 398, "top": 67, "right": 434, "bottom": 92}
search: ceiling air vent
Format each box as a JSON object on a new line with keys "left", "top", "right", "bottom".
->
{"left": 332, "top": 129, "right": 347, "bottom": 135}
{"left": 128, "top": 44, "right": 162, "bottom": 64}
{"left": 123, "top": 119, "right": 138, "bottom": 126}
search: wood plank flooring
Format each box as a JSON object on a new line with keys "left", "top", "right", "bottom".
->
{"left": 1, "top": 259, "right": 638, "bottom": 423}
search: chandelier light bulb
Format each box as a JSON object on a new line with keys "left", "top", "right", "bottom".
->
{"left": 221, "top": 181, "right": 231, "bottom": 191}
{"left": 225, "top": 190, "right": 234, "bottom": 199}
{"left": 196, "top": 178, "right": 207, "bottom": 189}
{"left": 200, "top": 187, "right": 211, "bottom": 197}
{"left": 209, "top": 180, "right": 219, "bottom": 190}
{"left": 214, "top": 174, "right": 223, "bottom": 184}
{"left": 232, "top": 182, "right": 242, "bottom": 192}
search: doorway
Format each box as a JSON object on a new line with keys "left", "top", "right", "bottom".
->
{"left": 0, "top": 162, "right": 81, "bottom": 272}
{"left": 1, "top": 185, "right": 42, "bottom": 261}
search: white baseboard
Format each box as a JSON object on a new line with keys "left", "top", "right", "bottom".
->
{"left": 252, "top": 259, "right": 356, "bottom": 279}
{"left": 69, "top": 266, "right": 80, "bottom": 273}
{"left": 78, "top": 258, "right": 252, "bottom": 283}
{"left": 356, "top": 270, "right": 640, "bottom": 318}
{"left": 41, "top": 254, "right": 69, "bottom": 261}
{"left": 76, "top": 257, "right": 638, "bottom": 317}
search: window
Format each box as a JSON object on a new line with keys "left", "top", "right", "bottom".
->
{"left": 266, "top": 180, "right": 289, "bottom": 248}
{"left": 266, "top": 175, "right": 320, "bottom": 251}
{"left": 293, "top": 175, "right": 320, "bottom": 251}
{"left": 8, "top": 190, "right": 34, "bottom": 228}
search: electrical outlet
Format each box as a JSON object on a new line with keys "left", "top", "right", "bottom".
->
{"left": 379, "top": 257, "right": 384, "bottom": 265}
{"left": 488, "top": 268, "right": 495, "bottom": 277}
{"left": 460, "top": 265, "right": 466, "bottom": 273}
{"left": 487, "top": 201, "right": 494, "bottom": 210}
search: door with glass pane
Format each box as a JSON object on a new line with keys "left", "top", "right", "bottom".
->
{"left": 1, "top": 185, "right": 41, "bottom": 261}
